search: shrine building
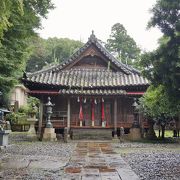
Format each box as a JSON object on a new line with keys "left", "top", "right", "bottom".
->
{"left": 22, "top": 32, "right": 149, "bottom": 140}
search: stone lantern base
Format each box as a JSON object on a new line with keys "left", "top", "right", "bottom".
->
{"left": 42, "top": 128, "right": 57, "bottom": 141}
{"left": 27, "top": 118, "right": 38, "bottom": 140}
{"left": 129, "top": 127, "right": 141, "bottom": 140}
{"left": 0, "top": 130, "right": 11, "bottom": 146}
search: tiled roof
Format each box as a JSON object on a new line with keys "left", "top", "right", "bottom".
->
{"left": 25, "top": 69, "right": 148, "bottom": 88}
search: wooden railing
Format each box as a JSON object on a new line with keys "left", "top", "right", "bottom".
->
{"left": 41, "top": 111, "right": 149, "bottom": 129}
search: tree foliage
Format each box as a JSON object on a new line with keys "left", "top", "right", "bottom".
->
{"left": 139, "top": 0, "right": 180, "bottom": 138}
{"left": 0, "top": 0, "right": 54, "bottom": 107}
{"left": 139, "top": 85, "right": 179, "bottom": 119}
{"left": 139, "top": 85, "right": 180, "bottom": 138}
{"left": 140, "top": 0, "right": 180, "bottom": 96}
{"left": 26, "top": 37, "right": 83, "bottom": 72}
{"left": 0, "top": 0, "right": 23, "bottom": 42}
{"left": 106, "top": 23, "right": 141, "bottom": 68}
{"left": 148, "top": 0, "right": 180, "bottom": 36}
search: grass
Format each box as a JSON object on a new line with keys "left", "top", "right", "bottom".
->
{"left": 155, "top": 130, "right": 174, "bottom": 138}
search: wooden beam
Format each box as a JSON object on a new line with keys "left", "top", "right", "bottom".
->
{"left": 29, "top": 90, "right": 59, "bottom": 95}
{"left": 38, "top": 97, "right": 43, "bottom": 138}
{"left": 67, "top": 98, "right": 71, "bottom": 130}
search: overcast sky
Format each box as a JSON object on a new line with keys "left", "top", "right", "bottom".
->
{"left": 38, "top": 0, "right": 162, "bottom": 51}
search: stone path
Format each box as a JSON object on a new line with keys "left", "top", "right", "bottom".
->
{"left": 62, "top": 142, "right": 139, "bottom": 180}
{"left": 0, "top": 141, "right": 139, "bottom": 179}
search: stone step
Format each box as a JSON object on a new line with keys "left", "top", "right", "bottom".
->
{"left": 71, "top": 129, "right": 113, "bottom": 140}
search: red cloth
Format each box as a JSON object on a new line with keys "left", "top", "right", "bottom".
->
{"left": 91, "top": 98, "right": 95, "bottom": 122}
{"left": 101, "top": 100, "right": 104, "bottom": 121}
{"left": 79, "top": 98, "right": 83, "bottom": 120}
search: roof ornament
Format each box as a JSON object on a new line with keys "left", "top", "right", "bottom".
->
{"left": 89, "top": 30, "right": 97, "bottom": 42}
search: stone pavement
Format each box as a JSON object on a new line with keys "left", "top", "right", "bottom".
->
{"left": 0, "top": 142, "right": 139, "bottom": 179}
{"left": 62, "top": 142, "right": 139, "bottom": 180}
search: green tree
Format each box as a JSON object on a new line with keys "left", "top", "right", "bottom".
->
{"left": 0, "top": 0, "right": 54, "bottom": 107}
{"left": 139, "top": 85, "right": 179, "bottom": 139}
{"left": 0, "top": 0, "right": 23, "bottom": 43}
{"left": 26, "top": 37, "right": 83, "bottom": 72}
{"left": 140, "top": 0, "right": 180, "bottom": 139}
{"left": 106, "top": 23, "right": 141, "bottom": 67}
{"left": 141, "top": 0, "right": 180, "bottom": 96}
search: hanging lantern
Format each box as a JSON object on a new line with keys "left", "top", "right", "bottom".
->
{"left": 77, "top": 96, "right": 80, "bottom": 102}
{"left": 94, "top": 98, "right": 97, "bottom": 104}
{"left": 84, "top": 97, "right": 86, "bottom": 103}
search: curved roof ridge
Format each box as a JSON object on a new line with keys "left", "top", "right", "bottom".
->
{"left": 25, "top": 64, "right": 58, "bottom": 77}
{"left": 94, "top": 37, "right": 141, "bottom": 75}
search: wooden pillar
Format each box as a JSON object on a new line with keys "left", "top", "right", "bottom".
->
{"left": 38, "top": 97, "right": 43, "bottom": 138}
{"left": 114, "top": 98, "right": 117, "bottom": 138}
{"left": 92, "top": 99, "right": 95, "bottom": 127}
{"left": 67, "top": 98, "right": 71, "bottom": 131}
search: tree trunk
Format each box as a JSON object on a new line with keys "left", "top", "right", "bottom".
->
{"left": 146, "top": 121, "right": 157, "bottom": 140}
{"left": 158, "top": 129, "right": 161, "bottom": 138}
{"left": 158, "top": 125, "right": 161, "bottom": 138}
{"left": 175, "top": 116, "right": 180, "bottom": 137}
{"left": 161, "top": 125, "right": 165, "bottom": 139}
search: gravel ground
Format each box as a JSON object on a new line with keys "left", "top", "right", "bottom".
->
{"left": 1, "top": 133, "right": 180, "bottom": 179}
{"left": 0, "top": 133, "right": 77, "bottom": 179}
{"left": 112, "top": 142, "right": 180, "bottom": 180}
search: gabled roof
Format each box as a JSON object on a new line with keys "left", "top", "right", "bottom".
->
{"left": 23, "top": 32, "right": 149, "bottom": 91}
{"left": 25, "top": 69, "right": 148, "bottom": 88}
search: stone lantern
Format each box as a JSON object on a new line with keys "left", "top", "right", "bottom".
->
{"left": 42, "top": 97, "right": 57, "bottom": 141}
{"left": 0, "top": 110, "right": 11, "bottom": 146}
{"left": 132, "top": 99, "right": 140, "bottom": 128}
{"left": 129, "top": 98, "right": 141, "bottom": 140}
{"left": 27, "top": 104, "right": 38, "bottom": 140}
{"left": 45, "top": 97, "right": 54, "bottom": 128}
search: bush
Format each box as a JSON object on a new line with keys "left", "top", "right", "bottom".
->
{"left": 6, "top": 97, "right": 39, "bottom": 125}
{"left": 6, "top": 112, "right": 28, "bottom": 125}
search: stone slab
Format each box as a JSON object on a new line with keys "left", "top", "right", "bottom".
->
{"left": 117, "top": 167, "right": 139, "bottom": 180}
{"left": 61, "top": 174, "right": 81, "bottom": 180}
{"left": 81, "top": 174, "right": 101, "bottom": 180}
{"left": 101, "top": 176, "right": 120, "bottom": 180}
{"left": 81, "top": 168, "right": 99, "bottom": 174}
{"left": 1, "top": 159, "right": 29, "bottom": 169}
{"left": 29, "top": 160, "right": 66, "bottom": 169}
